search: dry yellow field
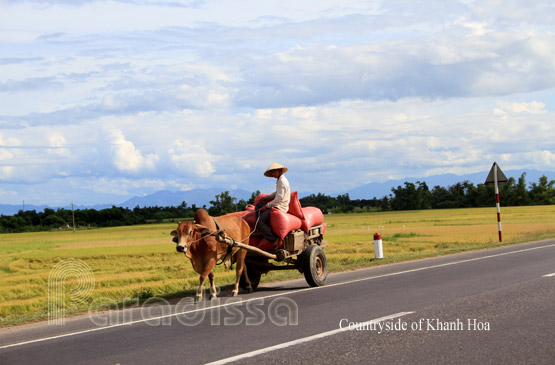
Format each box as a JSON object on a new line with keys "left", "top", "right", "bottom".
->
{"left": 1, "top": 205, "right": 554, "bottom": 326}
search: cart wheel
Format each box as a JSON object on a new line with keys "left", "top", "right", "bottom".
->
{"left": 300, "top": 245, "right": 328, "bottom": 287}
{"left": 240, "top": 262, "right": 262, "bottom": 291}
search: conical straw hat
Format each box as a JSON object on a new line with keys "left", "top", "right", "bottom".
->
{"left": 264, "top": 162, "right": 288, "bottom": 177}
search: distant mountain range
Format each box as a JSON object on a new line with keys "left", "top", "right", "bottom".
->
{"left": 119, "top": 188, "right": 253, "bottom": 209}
{"left": 1, "top": 168, "right": 553, "bottom": 215}
{"left": 0, "top": 203, "right": 115, "bottom": 217}
{"left": 0, "top": 188, "right": 253, "bottom": 216}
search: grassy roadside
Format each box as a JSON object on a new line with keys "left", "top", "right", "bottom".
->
{"left": 1, "top": 205, "right": 554, "bottom": 326}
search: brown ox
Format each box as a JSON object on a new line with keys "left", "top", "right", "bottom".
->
{"left": 171, "top": 208, "right": 252, "bottom": 301}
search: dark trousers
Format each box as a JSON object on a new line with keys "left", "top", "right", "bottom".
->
{"left": 256, "top": 205, "right": 278, "bottom": 243}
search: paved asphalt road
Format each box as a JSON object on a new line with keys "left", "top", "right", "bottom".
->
{"left": 1, "top": 239, "right": 554, "bottom": 364}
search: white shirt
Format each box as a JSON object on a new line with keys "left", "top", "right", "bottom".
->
{"left": 266, "top": 175, "right": 290, "bottom": 212}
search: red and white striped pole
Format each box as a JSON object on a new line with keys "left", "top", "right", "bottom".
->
{"left": 494, "top": 164, "right": 502, "bottom": 242}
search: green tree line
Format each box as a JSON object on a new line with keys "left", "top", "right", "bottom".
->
{"left": 300, "top": 173, "right": 554, "bottom": 213}
{"left": 1, "top": 173, "right": 553, "bottom": 233}
{"left": 0, "top": 202, "right": 196, "bottom": 233}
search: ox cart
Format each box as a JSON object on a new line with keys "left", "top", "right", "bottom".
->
{"left": 215, "top": 216, "right": 328, "bottom": 290}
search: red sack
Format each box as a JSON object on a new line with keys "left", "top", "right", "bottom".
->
{"left": 256, "top": 237, "right": 284, "bottom": 251}
{"left": 255, "top": 192, "right": 304, "bottom": 220}
{"left": 254, "top": 194, "right": 270, "bottom": 206}
{"left": 270, "top": 208, "right": 302, "bottom": 238}
{"left": 300, "top": 207, "right": 324, "bottom": 232}
{"left": 287, "top": 191, "right": 305, "bottom": 220}
{"left": 243, "top": 210, "right": 258, "bottom": 230}
{"left": 249, "top": 235, "right": 262, "bottom": 248}
{"left": 249, "top": 236, "right": 284, "bottom": 251}
{"left": 225, "top": 204, "right": 254, "bottom": 217}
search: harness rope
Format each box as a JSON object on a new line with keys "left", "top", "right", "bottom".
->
{"left": 215, "top": 210, "right": 263, "bottom": 266}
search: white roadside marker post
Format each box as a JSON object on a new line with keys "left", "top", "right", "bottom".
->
{"left": 373, "top": 232, "right": 384, "bottom": 259}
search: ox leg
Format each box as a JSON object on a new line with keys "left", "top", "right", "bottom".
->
{"left": 208, "top": 271, "right": 218, "bottom": 300}
{"left": 242, "top": 265, "right": 253, "bottom": 293}
{"left": 196, "top": 273, "right": 208, "bottom": 302}
{"left": 232, "top": 249, "right": 251, "bottom": 296}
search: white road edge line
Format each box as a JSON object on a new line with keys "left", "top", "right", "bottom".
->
{"left": 543, "top": 272, "right": 555, "bottom": 277}
{"left": 2, "top": 242, "right": 554, "bottom": 350}
{"left": 205, "top": 311, "right": 415, "bottom": 365}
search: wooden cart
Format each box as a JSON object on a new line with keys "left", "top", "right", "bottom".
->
{"left": 215, "top": 224, "right": 328, "bottom": 290}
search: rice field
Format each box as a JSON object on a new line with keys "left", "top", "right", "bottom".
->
{"left": 1, "top": 205, "right": 554, "bottom": 326}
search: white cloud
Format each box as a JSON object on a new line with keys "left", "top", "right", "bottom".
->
{"left": 169, "top": 139, "right": 216, "bottom": 178}
{"left": 495, "top": 101, "right": 546, "bottom": 114}
{"left": 0, "top": 133, "right": 21, "bottom": 147}
{"left": 0, "top": 149, "right": 14, "bottom": 160}
{"left": 538, "top": 150, "right": 555, "bottom": 165}
{"left": 1, "top": 0, "right": 555, "bottom": 205}
{"left": 0, "top": 0, "right": 380, "bottom": 36}
{"left": 47, "top": 134, "right": 71, "bottom": 156}
{"left": 452, "top": 17, "right": 491, "bottom": 36}
{"left": 0, "top": 166, "right": 15, "bottom": 180}
{"left": 105, "top": 127, "right": 159, "bottom": 173}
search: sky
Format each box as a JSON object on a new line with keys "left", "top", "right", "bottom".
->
{"left": 1, "top": 0, "right": 554, "bottom": 207}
